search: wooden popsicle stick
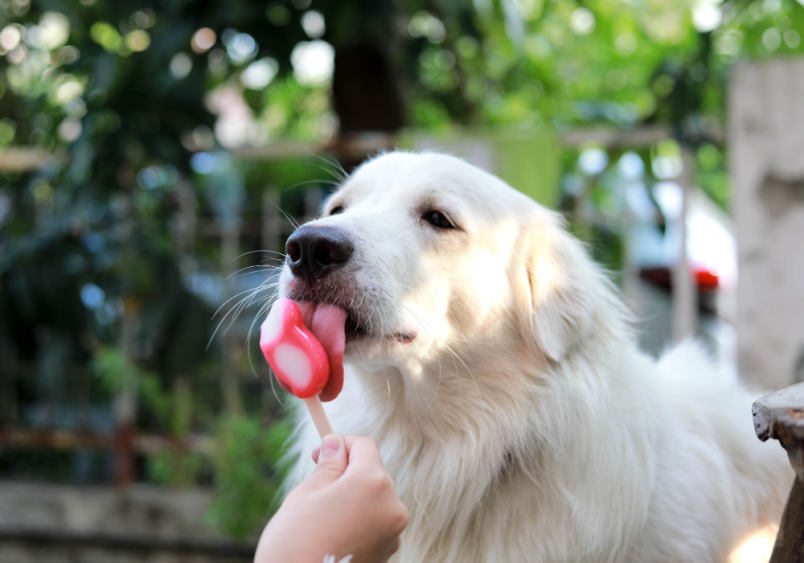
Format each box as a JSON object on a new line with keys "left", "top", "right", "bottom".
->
{"left": 304, "top": 395, "right": 334, "bottom": 439}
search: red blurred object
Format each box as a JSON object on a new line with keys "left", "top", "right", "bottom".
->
{"left": 641, "top": 266, "right": 719, "bottom": 292}
{"left": 695, "top": 269, "right": 719, "bottom": 291}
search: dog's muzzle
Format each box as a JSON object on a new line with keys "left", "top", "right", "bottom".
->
{"left": 286, "top": 225, "right": 354, "bottom": 283}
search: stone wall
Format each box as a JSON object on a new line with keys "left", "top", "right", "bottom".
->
{"left": 0, "top": 482, "right": 255, "bottom": 563}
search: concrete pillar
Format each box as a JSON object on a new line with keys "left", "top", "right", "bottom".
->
{"left": 730, "top": 60, "right": 804, "bottom": 390}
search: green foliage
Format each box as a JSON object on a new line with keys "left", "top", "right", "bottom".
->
{"left": 93, "top": 345, "right": 201, "bottom": 485}
{"left": 94, "top": 343, "right": 290, "bottom": 533}
{"left": 149, "top": 448, "right": 204, "bottom": 489}
{"left": 93, "top": 345, "right": 174, "bottom": 423}
{"left": 401, "top": 0, "right": 804, "bottom": 132}
{"left": 206, "top": 415, "right": 292, "bottom": 539}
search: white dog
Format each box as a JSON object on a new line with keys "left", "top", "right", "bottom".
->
{"left": 278, "top": 152, "right": 793, "bottom": 563}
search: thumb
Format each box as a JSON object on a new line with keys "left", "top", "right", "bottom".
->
{"left": 304, "top": 435, "right": 347, "bottom": 489}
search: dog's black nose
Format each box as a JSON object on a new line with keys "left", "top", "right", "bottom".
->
{"left": 286, "top": 225, "right": 354, "bottom": 282}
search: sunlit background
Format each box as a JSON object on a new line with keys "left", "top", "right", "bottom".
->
{"left": 1, "top": 0, "right": 803, "bottom": 560}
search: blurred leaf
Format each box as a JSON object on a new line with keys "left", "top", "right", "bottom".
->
{"left": 206, "top": 415, "right": 292, "bottom": 539}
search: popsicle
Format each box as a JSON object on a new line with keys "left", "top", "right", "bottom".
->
{"left": 260, "top": 298, "right": 346, "bottom": 438}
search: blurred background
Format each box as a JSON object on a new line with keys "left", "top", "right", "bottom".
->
{"left": 0, "top": 0, "right": 803, "bottom": 561}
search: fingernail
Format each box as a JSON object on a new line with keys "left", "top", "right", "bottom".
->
{"left": 320, "top": 434, "right": 341, "bottom": 458}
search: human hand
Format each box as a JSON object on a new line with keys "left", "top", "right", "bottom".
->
{"left": 254, "top": 435, "right": 409, "bottom": 563}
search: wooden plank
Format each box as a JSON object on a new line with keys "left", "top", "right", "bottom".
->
{"left": 769, "top": 477, "right": 804, "bottom": 563}
{"left": 0, "top": 148, "right": 57, "bottom": 172}
{"left": 558, "top": 125, "right": 672, "bottom": 149}
{"left": 753, "top": 383, "right": 804, "bottom": 563}
{"left": 753, "top": 381, "right": 804, "bottom": 481}
{"left": 0, "top": 427, "right": 214, "bottom": 455}
{"left": 0, "top": 126, "right": 701, "bottom": 175}
{"left": 232, "top": 132, "right": 395, "bottom": 161}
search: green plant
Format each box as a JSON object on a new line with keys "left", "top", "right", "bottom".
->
{"left": 206, "top": 414, "right": 292, "bottom": 539}
{"left": 94, "top": 344, "right": 291, "bottom": 536}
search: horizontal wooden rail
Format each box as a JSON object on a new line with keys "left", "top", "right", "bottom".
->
{"left": 0, "top": 427, "right": 213, "bottom": 455}
{"left": 0, "top": 124, "right": 724, "bottom": 172}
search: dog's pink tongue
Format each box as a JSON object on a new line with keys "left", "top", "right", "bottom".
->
{"left": 296, "top": 301, "right": 346, "bottom": 402}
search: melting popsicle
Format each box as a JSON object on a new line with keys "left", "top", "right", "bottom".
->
{"left": 260, "top": 298, "right": 346, "bottom": 438}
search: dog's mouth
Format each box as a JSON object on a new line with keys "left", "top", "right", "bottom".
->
{"left": 299, "top": 301, "right": 411, "bottom": 344}
{"left": 284, "top": 284, "right": 366, "bottom": 343}
{"left": 284, "top": 280, "right": 415, "bottom": 345}
{"left": 344, "top": 312, "right": 369, "bottom": 341}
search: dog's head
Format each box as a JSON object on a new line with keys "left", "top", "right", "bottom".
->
{"left": 278, "top": 152, "right": 611, "bottom": 404}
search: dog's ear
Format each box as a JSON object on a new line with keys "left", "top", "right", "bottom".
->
{"left": 517, "top": 220, "right": 597, "bottom": 361}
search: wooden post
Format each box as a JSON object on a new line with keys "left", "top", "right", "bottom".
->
{"left": 753, "top": 383, "right": 804, "bottom": 562}
{"left": 114, "top": 296, "right": 140, "bottom": 487}
{"left": 114, "top": 421, "right": 134, "bottom": 487}
{"left": 171, "top": 175, "right": 196, "bottom": 427}
{"left": 114, "top": 193, "right": 138, "bottom": 488}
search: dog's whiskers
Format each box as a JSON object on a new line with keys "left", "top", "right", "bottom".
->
{"left": 283, "top": 178, "right": 342, "bottom": 193}
{"left": 224, "top": 265, "right": 282, "bottom": 282}
{"left": 208, "top": 253, "right": 287, "bottom": 405}
{"left": 378, "top": 303, "right": 387, "bottom": 340}
{"left": 209, "top": 281, "right": 278, "bottom": 348}
{"left": 233, "top": 249, "right": 287, "bottom": 261}
{"left": 271, "top": 202, "right": 301, "bottom": 231}
{"left": 245, "top": 293, "right": 283, "bottom": 404}
{"left": 308, "top": 152, "right": 350, "bottom": 186}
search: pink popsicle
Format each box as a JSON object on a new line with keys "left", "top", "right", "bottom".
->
{"left": 260, "top": 299, "right": 334, "bottom": 437}
{"left": 261, "top": 299, "right": 330, "bottom": 398}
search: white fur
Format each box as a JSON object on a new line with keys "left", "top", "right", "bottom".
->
{"left": 279, "top": 152, "right": 793, "bottom": 563}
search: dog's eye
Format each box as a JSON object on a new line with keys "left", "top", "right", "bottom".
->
{"left": 329, "top": 206, "right": 345, "bottom": 216}
{"left": 423, "top": 211, "right": 455, "bottom": 230}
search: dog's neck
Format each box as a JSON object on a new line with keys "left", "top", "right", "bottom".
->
{"left": 334, "top": 345, "right": 600, "bottom": 562}
{"left": 323, "top": 316, "right": 642, "bottom": 562}
{"left": 344, "top": 340, "right": 538, "bottom": 440}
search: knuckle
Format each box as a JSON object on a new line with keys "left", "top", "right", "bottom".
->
{"left": 366, "top": 471, "right": 392, "bottom": 493}
{"left": 355, "top": 435, "right": 378, "bottom": 447}
{"left": 389, "top": 536, "right": 401, "bottom": 555}
{"left": 355, "top": 436, "right": 380, "bottom": 453}
{"left": 393, "top": 504, "right": 410, "bottom": 532}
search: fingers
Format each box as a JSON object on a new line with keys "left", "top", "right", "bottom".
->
{"left": 301, "top": 434, "right": 347, "bottom": 490}
{"left": 309, "top": 435, "right": 395, "bottom": 488}
{"left": 340, "top": 435, "right": 383, "bottom": 471}
{"left": 311, "top": 435, "right": 381, "bottom": 466}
